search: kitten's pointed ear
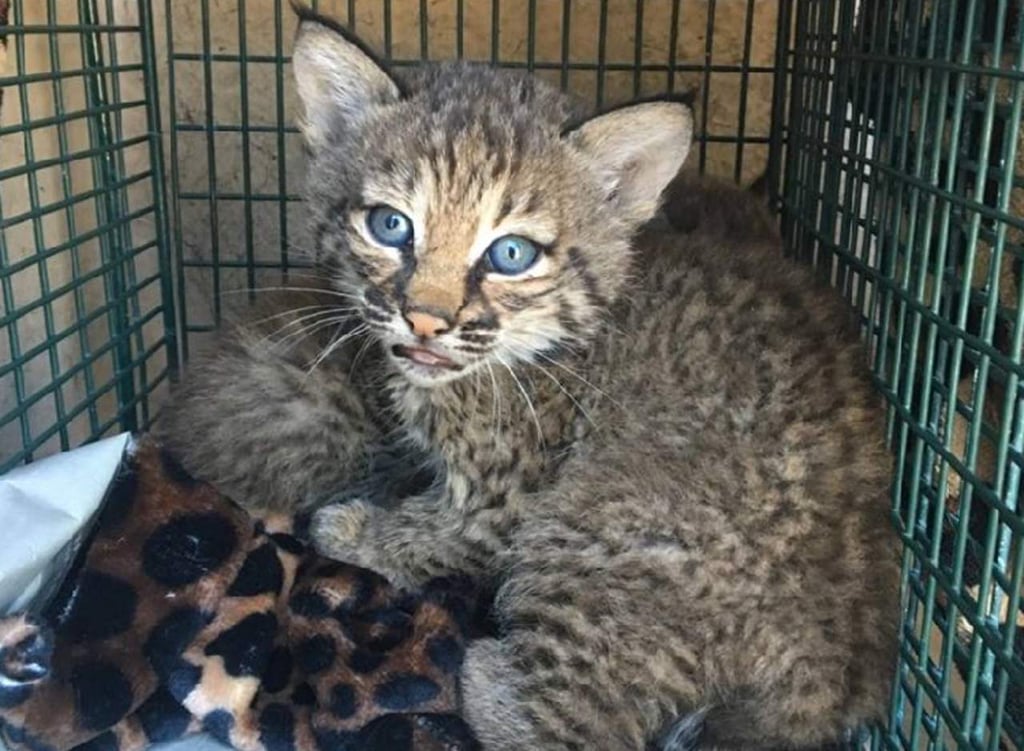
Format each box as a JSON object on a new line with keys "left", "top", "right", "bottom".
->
{"left": 291, "top": 3, "right": 401, "bottom": 151}
{"left": 566, "top": 101, "right": 693, "bottom": 223}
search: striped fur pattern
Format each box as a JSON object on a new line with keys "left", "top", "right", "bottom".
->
{"left": 156, "top": 7, "right": 901, "bottom": 749}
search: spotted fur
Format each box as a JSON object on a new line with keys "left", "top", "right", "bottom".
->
{"left": 156, "top": 6, "right": 901, "bottom": 750}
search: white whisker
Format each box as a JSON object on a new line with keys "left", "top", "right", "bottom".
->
{"left": 485, "top": 361, "right": 499, "bottom": 427}
{"left": 509, "top": 348, "right": 597, "bottom": 430}
{"left": 495, "top": 354, "right": 544, "bottom": 447}
{"left": 502, "top": 333, "right": 624, "bottom": 412}
{"left": 269, "top": 315, "right": 355, "bottom": 352}
{"left": 260, "top": 308, "right": 355, "bottom": 346}
{"left": 348, "top": 334, "right": 376, "bottom": 377}
{"left": 305, "top": 324, "right": 370, "bottom": 378}
{"left": 259, "top": 307, "right": 358, "bottom": 344}
{"left": 220, "top": 285, "right": 362, "bottom": 303}
{"left": 247, "top": 303, "right": 334, "bottom": 328}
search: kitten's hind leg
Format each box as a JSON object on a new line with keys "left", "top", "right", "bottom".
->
{"left": 461, "top": 631, "right": 689, "bottom": 751}
{"left": 460, "top": 581, "right": 702, "bottom": 750}
{"left": 696, "top": 668, "right": 852, "bottom": 751}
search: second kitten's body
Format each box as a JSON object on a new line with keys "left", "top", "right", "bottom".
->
{"left": 157, "top": 10, "right": 900, "bottom": 749}
{"left": 461, "top": 212, "right": 898, "bottom": 749}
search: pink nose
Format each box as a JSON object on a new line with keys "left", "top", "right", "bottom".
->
{"left": 404, "top": 310, "right": 450, "bottom": 339}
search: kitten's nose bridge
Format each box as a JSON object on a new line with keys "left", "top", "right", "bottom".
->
{"left": 404, "top": 255, "right": 465, "bottom": 333}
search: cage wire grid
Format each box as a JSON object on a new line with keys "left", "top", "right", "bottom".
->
{"left": 1, "top": 1, "right": 1023, "bottom": 749}
{"left": 0, "top": 0, "right": 175, "bottom": 471}
{"left": 782, "top": 0, "right": 1024, "bottom": 747}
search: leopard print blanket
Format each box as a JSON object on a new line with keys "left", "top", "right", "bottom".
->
{"left": 0, "top": 439, "right": 484, "bottom": 751}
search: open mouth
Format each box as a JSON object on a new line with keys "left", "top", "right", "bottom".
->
{"left": 391, "top": 344, "right": 462, "bottom": 371}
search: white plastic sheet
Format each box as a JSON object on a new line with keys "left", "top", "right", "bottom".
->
{"left": 0, "top": 435, "right": 228, "bottom": 751}
{"left": 0, "top": 433, "right": 132, "bottom": 615}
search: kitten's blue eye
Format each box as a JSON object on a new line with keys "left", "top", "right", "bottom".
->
{"left": 367, "top": 206, "right": 413, "bottom": 247}
{"left": 485, "top": 235, "right": 541, "bottom": 276}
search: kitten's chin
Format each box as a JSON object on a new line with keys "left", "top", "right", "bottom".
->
{"left": 394, "top": 361, "right": 469, "bottom": 388}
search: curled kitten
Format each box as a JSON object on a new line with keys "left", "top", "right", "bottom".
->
{"left": 158, "top": 7, "right": 900, "bottom": 750}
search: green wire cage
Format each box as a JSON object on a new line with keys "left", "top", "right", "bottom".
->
{"left": 0, "top": 0, "right": 1021, "bottom": 748}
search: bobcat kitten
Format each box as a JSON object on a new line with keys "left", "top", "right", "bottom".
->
{"left": 156, "top": 6, "right": 900, "bottom": 749}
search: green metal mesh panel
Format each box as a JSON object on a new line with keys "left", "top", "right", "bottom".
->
{"left": 781, "top": 0, "right": 1024, "bottom": 747}
{"left": 0, "top": 0, "right": 176, "bottom": 472}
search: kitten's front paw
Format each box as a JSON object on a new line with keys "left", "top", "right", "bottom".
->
{"left": 310, "top": 500, "right": 372, "bottom": 564}
{"left": 462, "top": 639, "right": 538, "bottom": 749}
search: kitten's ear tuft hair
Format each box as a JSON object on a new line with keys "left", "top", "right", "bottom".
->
{"left": 291, "top": 2, "right": 402, "bottom": 151}
{"left": 566, "top": 100, "right": 693, "bottom": 224}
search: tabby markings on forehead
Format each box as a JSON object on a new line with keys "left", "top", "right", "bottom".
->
{"left": 360, "top": 174, "right": 556, "bottom": 283}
